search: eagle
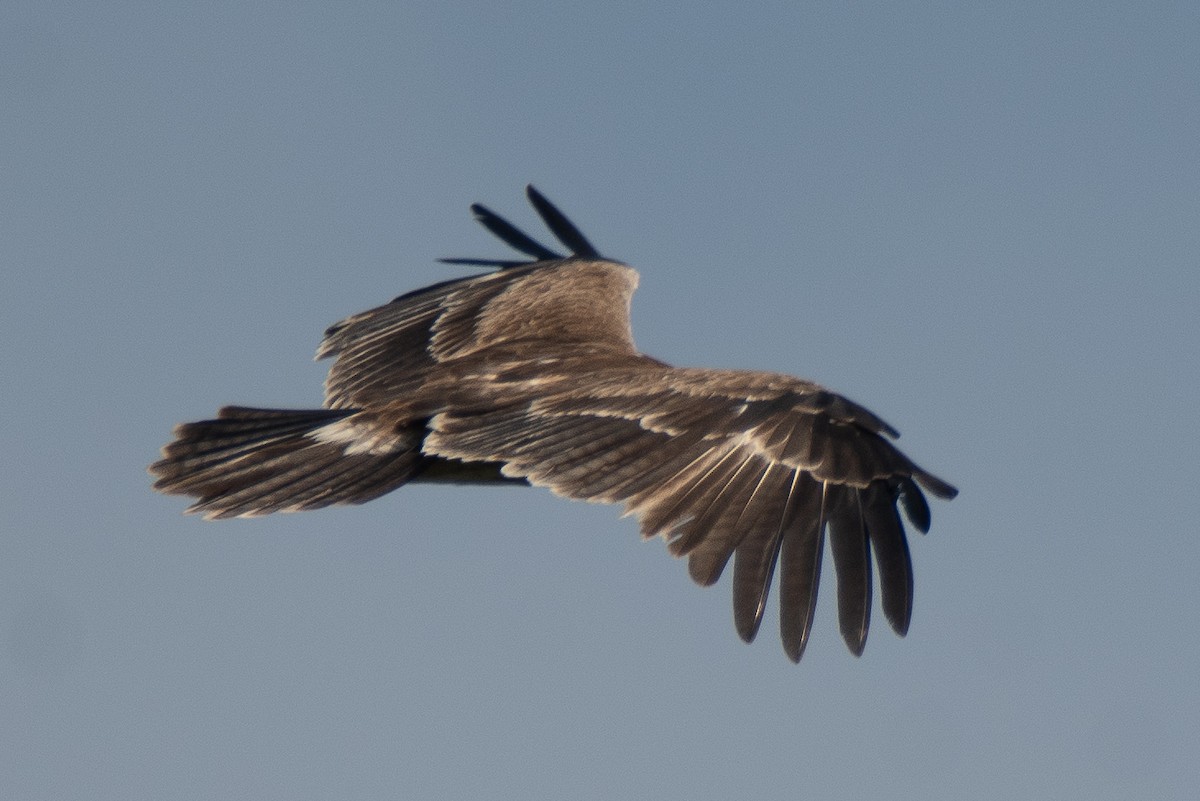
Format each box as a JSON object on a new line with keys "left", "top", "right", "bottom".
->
{"left": 151, "top": 186, "right": 957, "bottom": 662}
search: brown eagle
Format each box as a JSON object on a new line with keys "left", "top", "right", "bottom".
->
{"left": 151, "top": 186, "right": 957, "bottom": 662}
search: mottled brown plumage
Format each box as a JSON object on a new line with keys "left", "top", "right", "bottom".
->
{"left": 151, "top": 186, "right": 957, "bottom": 662}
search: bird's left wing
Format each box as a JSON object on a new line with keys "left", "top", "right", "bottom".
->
{"left": 318, "top": 187, "right": 638, "bottom": 409}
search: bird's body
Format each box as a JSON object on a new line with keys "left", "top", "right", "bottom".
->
{"left": 151, "top": 187, "right": 956, "bottom": 661}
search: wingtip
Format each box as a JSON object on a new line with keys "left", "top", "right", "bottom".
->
{"left": 887, "top": 613, "right": 912, "bottom": 639}
{"left": 842, "top": 631, "right": 868, "bottom": 657}
{"left": 460, "top": 195, "right": 563, "bottom": 262}
{"left": 733, "top": 605, "right": 764, "bottom": 645}
{"left": 896, "top": 477, "right": 932, "bottom": 534}
{"left": 781, "top": 631, "right": 810, "bottom": 663}
{"left": 523, "top": 184, "right": 602, "bottom": 259}
{"left": 917, "top": 472, "right": 959, "bottom": 501}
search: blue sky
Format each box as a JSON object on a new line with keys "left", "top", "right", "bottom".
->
{"left": 3, "top": 2, "right": 1198, "bottom": 798}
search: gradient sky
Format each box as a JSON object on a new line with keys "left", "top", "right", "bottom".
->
{"left": 3, "top": 2, "right": 1199, "bottom": 799}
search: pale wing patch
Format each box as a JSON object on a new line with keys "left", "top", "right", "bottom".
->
{"left": 309, "top": 417, "right": 403, "bottom": 456}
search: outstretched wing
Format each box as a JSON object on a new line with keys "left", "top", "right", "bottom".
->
{"left": 423, "top": 364, "right": 957, "bottom": 661}
{"left": 318, "top": 187, "right": 638, "bottom": 409}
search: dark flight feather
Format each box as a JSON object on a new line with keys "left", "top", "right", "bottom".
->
{"left": 777, "top": 476, "right": 827, "bottom": 661}
{"left": 525, "top": 184, "right": 602, "bottom": 258}
{"left": 826, "top": 486, "right": 873, "bottom": 656}
{"left": 467, "top": 202, "right": 563, "bottom": 261}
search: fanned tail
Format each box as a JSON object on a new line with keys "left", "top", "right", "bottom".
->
{"left": 149, "top": 406, "right": 426, "bottom": 519}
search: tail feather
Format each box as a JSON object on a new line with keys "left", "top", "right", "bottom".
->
{"left": 150, "top": 407, "right": 425, "bottom": 519}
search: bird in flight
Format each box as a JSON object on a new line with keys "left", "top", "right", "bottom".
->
{"left": 151, "top": 186, "right": 957, "bottom": 662}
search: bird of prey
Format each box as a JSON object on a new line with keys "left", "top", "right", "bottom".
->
{"left": 151, "top": 186, "right": 957, "bottom": 662}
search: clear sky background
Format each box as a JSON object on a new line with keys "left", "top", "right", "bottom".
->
{"left": 3, "top": 2, "right": 1198, "bottom": 799}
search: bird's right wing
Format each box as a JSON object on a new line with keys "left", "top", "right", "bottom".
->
{"left": 423, "top": 364, "right": 957, "bottom": 661}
